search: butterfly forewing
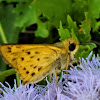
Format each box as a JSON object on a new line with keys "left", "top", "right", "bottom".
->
{"left": 16, "top": 47, "right": 60, "bottom": 84}
{"left": 0, "top": 45, "right": 22, "bottom": 68}
{"left": 0, "top": 44, "right": 61, "bottom": 84}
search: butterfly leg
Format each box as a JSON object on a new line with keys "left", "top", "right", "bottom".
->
{"left": 49, "top": 72, "right": 54, "bottom": 82}
{"left": 49, "top": 69, "right": 58, "bottom": 87}
{"left": 54, "top": 68, "right": 58, "bottom": 87}
{"left": 49, "top": 73, "right": 52, "bottom": 82}
{"left": 65, "top": 53, "right": 70, "bottom": 88}
{"left": 66, "top": 53, "right": 70, "bottom": 73}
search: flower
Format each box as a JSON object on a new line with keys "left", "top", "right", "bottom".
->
{"left": 64, "top": 52, "right": 100, "bottom": 100}
{"left": 1, "top": 52, "right": 100, "bottom": 100}
{"left": 0, "top": 80, "right": 46, "bottom": 100}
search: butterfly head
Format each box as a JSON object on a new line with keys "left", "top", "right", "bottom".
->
{"left": 64, "top": 38, "right": 79, "bottom": 60}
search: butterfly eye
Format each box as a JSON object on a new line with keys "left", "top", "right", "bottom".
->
{"left": 69, "top": 43, "right": 76, "bottom": 51}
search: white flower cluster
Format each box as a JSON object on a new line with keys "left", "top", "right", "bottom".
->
{"left": 0, "top": 52, "right": 100, "bottom": 100}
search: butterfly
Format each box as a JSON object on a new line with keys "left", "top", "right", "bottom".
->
{"left": 0, "top": 38, "right": 79, "bottom": 84}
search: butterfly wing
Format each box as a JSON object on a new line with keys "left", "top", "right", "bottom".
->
{"left": 0, "top": 44, "right": 61, "bottom": 84}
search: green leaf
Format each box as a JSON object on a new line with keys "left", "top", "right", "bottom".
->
{"left": 14, "top": 2, "right": 40, "bottom": 28}
{"left": 59, "top": 15, "right": 96, "bottom": 59}
{"left": 0, "top": 0, "right": 27, "bottom": 2}
{"left": 67, "top": 15, "right": 91, "bottom": 43}
{"left": 0, "top": 23, "right": 7, "bottom": 43}
{"left": 72, "top": 0, "right": 88, "bottom": 23}
{"left": 75, "top": 43, "right": 97, "bottom": 59}
{"left": 0, "top": 57, "right": 7, "bottom": 71}
{"left": 36, "top": 0, "right": 72, "bottom": 27}
{"left": 0, "top": 69, "right": 16, "bottom": 82}
{"left": 89, "top": 0, "right": 100, "bottom": 19}
{"left": 88, "top": 0, "right": 100, "bottom": 35}
{"left": 67, "top": 15, "right": 80, "bottom": 38}
{"left": 58, "top": 21, "right": 71, "bottom": 41}
{"left": 0, "top": 4, "right": 19, "bottom": 79}
{"left": 14, "top": 1, "right": 49, "bottom": 38}
{"left": 79, "top": 12, "right": 91, "bottom": 42}
{"left": 0, "top": 3, "right": 19, "bottom": 43}
{"left": 70, "top": 29, "right": 79, "bottom": 43}
{"left": 35, "top": 20, "right": 49, "bottom": 38}
{"left": 92, "top": 20, "right": 100, "bottom": 32}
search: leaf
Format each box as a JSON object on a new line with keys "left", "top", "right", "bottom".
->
{"left": 89, "top": 0, "right": 100, "bottom": 19}
{"left": 79, "top": 12, "right": 91, "bottom": 42}
{"left": 59, "top": 15, "right": 96, "bottom": 59}
{"left": 75, "top": 43, "right": 97, "bottom": 59}
{"left": 72, "top": 0, "right": 88, "bottom": 23}
{"left": 35, "top": 20, "right": 49, "bottom": 38}
{"left": 0, "top": 0, "right": 26, "bottom": 2}
{"left": 0, "top": 4, "right": 19, "bottom": 82}
{"left": 36, "top": 0, "right": 72, "bottom": 27}
{"left": 0, "top": 69, "right": 16, "bottom": 82}
{"left": 58, "top": 22, "right": 71, "bottom": 41}
{"left": 14, "top": 2, "right": 40, "bottom": 27}
{"left": 92, "top": 20, "right": 100, "bottom": 32}
{"left": 67, "top": 15, "right": 80, "bottom": 38}
{"left": 0, "top": 4, "right": 19, "bottom": 43}
{"left": 67, "top": 15, "right": 91, "bottom": 43}
{"left": 14, "top": 2, "right": 49, "bottom": 38}
{"left": 70, "top": 29, "right": 79, "bottom": 43}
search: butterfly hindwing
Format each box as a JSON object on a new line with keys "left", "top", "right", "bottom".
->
{"left": 16, "top": 47, "right": 60, "bottom": 84}
{"left": 0, "top": 44, "right": 60, "bottom": 84}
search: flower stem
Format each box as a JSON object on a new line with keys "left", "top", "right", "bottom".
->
{"left": 16, "top": 73, "right": 20, "bottom": 87}
{"left": 0, "top": 23, "right": 8, "bottom": 43}
{"left": 0, "top": 69, "right": 16, "bottom": 81}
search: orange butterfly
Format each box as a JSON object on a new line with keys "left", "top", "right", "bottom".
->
{"left": 0, "top": 38, "right": 79, "bottom": 84}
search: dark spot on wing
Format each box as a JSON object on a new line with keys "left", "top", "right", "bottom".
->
{"left": 30, "top": 65, "right": 33, "bottom": 67}
{"left": 26, "top": 71, "right": 29, "bottom": 74}
{"left": 21, "top": 57, "right": 24, "bottom": 61}
{"left": 12, "top": 53, "right": 16, "bottom": 54}
{"left": 31, "top": 72, "right": 35, "bottom": 76}
{"left": 8, "top": 47, "right": 11, "bottom": 49}
{"left": 23, "top": 67, "right": 26, "bottom": 70}
{"left": 43, "top": 57, "right": 49, "bottom": 59}
{"left": 35, "top": 51, "right": 39, "bottom": 54}
{"left": 27, "top": 51, "right": 31, "bottom": 54}
{"left": 38, "top": 67, "right": 42, "bottom": 71}
{"left": 8, "top": 50, "right": 11, "bottom": 52}
{"left": 33, "top": 66, "right": 37, "bottom": 69}
{"left": 12, "top": 58, "right": 16, "bottom": 61}
{"left": 37, "top": 58, "right": 40, "bottom": 61}
{"left": 16, "top": 46, "right": 21, "bottom": 48}
{"left": 30, "top": 56, "right": 34, "bottom": 58}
